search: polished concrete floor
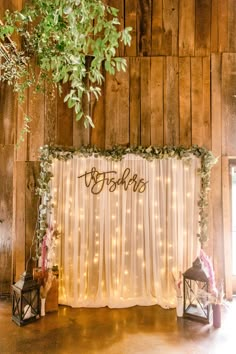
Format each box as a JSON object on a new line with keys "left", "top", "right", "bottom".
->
{"left": 0, "top": 297, "right": 235, "bottom": 354}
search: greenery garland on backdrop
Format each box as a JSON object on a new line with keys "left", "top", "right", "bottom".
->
{"left": 35, "top": 144, "right": 217, "bottom": 260}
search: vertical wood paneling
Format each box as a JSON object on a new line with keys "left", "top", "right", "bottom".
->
{"left": 137, "top": 0, "right": 152, "bottom": 56}
{"left": 228, "top": 0, "right": 236, "bottom": 52}
{"left": 162, "top": 0, "right": 179, "bottom": 56}
{"left": 191, "top": 57, "right": 211, "bottom": 148}
{"left": 151, "top": 0, "right": 163, "bottom": 55}
{"left": 0, "top": 145, "right": 13, "bottom": 293}
{"left": 222, "top": 53, "right": 236, "bottom": 156}
{"left": 0, "top": 84, "right": 15, "bottom": 145}
{"left": 15, "top": 97, "right": 28, "bottom": 161}
{"left": 164, "top": 56, "right": 179, "bottom": 145}
{"left": 129, "top": 57, "right": 141, "bottom": 146}
{"left": 210, "top": 53, "right": 223, "bottom": 281}
{"left": 222, "top": 157, "right": 232, "bottom": 299}
{"left": 125, "top": 0, "right": 137, "bottom": 56}
{"left": 211, "top": 54, "right": 222, "bottom": 158}
{"left": 150, "top": 57, "right": 164, "bottom": 146}
{"left": 73, "top": 114, "right": 91, "bottom": 147}
{"left": 90, "top": 77, "right": 105, "bottom": 148}
{"left": 13, "top": 162, "right": 26, "bottom": 281}
{"left": 195, "top": 0, "right": 211, "bottom": 56}
{"left": 57, "top": 84, "right": 73, "bottom": 147}
{"left": 105, "top": 61, "right": 130, "bottom": 148}
{"left": 211, "top": 0, "right": 219, "bottom": 52}
{"left": 141, "top": 57, "right": 151, "bottom": 146}
{"left": 179, "top": 0, "right": 195, "bottom": 56}
{"left": 218, "top": 0, "right": 229, "bottom": 52}
{"left": 25, "top": 162, "right": 39, "bottom": 273}
{"left": 179, "top": 57, "right": 191, "bottom": 146}
{"left": 28, "top": 67, "right": 45, "bottom": 161}
{"left": 44, "top": 84, "right": 57, "bottom": 146}
{"left": 202, "top": 57, "right": 211, "bottom": 149}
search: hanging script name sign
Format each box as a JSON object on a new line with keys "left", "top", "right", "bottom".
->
{"left": 78, "top": 167, "right": 148, "bottom": 195}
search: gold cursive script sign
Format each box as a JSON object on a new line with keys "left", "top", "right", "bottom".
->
{"left": 78, "top": 167, "right": 148, "bottom": 195}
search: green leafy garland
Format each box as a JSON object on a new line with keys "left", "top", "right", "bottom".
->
{"left": 35, "top": 144, "right": 217, "bottom": 258}
{"left": 0, "top": 0, "right": 132, "bottom": 132}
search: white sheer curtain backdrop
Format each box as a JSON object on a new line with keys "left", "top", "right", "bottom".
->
{"left": 48, "top": 154, "right": 201, "bottom": 308}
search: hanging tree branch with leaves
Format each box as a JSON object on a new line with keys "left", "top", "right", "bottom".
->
{"left": 0, "top": 0, "right": 132, "bottom": 136}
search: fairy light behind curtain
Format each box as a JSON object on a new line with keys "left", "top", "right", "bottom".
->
{"left": 48, "top": 154, "right": 201, "bottom": 308}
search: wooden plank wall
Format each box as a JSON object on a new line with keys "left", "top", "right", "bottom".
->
{"left": 1, "top": 0, "right": 236, "bottom": 293}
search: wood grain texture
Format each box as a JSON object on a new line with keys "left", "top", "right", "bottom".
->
{"left": 140, "top": 57, "right": 151, "bottom": 146}
{"left": 218, "top": 0, "right": 229, "bottom": 52}
{"left": 150, "top": 57, "right": 164, "bottom": 146}
{"left": 137, "top": 0, "right": 152, "bottom": 56}
{"left": 28, "top": 66, "right": 45, "bottom": 161}
{"left": 228, "top": 0, "right": 236, "bottom": 52}
{"left": 90, "top": 71, "right": 105, "bottom": 149}
{"left": 57, "top": 84, "right": 73, "bottom": 147}
{"left": 15, "top": 97, "right": 29, "bottom": 161}
{"left": 222, "top": 53, "right": 236, "bottom": 156}
{"left": 211, "top": 0, "right": 219, "bottom": 52}
{"left": 195, "top": 0, "right": 211, "bottom": 56}
{"left": 13, "top": 162, "right": 26, "bottom": 281}
{"left": 179, "top": 57, "right": 191, "bottom": 146}
{"left": 151, "top": 0, "right": 162, "bottom": 55}
{"left": 125, "top": 0, "right": 137, "bottom": 56}
{"left": 210, "top": 54, "right": 223, "bottom": 276}
{"left": 191, "top": 57, "right": 211, "bottom": 149}
{"left": 25, "top": 162, "right": 40, "bottom": 274}
{"left": 211, "top": 54, "right": 222, "bottom": 157}
{"left": 45, "top": 83, "right": 57, "bottom": 146}
{"left": 222, "top": 156, "right": 233, "bottom": 299}
{"left": 164, "top": 56, "right": 179, "bottom": 145}
{"left": 0, "top": 84, "right": 15, "bottom": 145}
{"left": 129, "top": 57, "right": 141, "bottom": 146}
{"left": 179, "top": 0, "right": 195, "bottom": 56}
{"left": 0, "top": 145, "right": 14, "bottom": 294}
{"left": 162, "top": 0, "right": 178, "bottom": 56}
{"left": 105, "top": 60, "right": 130, "bottom": 148}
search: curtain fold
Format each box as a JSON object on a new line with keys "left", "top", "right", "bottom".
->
{"left": 48, "top": 154, "right": 201, "bottom": 308}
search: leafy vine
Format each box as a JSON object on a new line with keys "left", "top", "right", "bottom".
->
{"left": 0, "top": 0, "right": 132, "bottom": 139}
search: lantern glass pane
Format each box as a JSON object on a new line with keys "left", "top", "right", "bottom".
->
{"left": 184, "top": 279, "right": 209, "bottom": 318}
{"left": 22, "top": 289, "right": 39, "bottom": 319}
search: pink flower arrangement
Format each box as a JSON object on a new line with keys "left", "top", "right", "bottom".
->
{"left": 40, "top": 224, "right": 60, "bottom": 273}
{"left": 199, "top": 249, "right": 218, "bottom": 296}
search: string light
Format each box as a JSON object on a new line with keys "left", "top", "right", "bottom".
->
{"left": 137, "top": 248, "right": 143, "bottom": 257}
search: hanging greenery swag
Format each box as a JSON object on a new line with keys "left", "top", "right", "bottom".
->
{"left": 35, "top": 144, "right": 217, "bottom": 258}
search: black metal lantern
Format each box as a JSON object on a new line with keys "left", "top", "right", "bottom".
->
{"left": 12, "top": 272, "right": 40, "bottom": 326}
{"left": 183, "top": 257, "right": 210, "bottom": 323}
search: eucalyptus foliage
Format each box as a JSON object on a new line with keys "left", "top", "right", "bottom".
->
{"left": 35, "top": 144, "right": 217, "bottom": 258}
{"left": 0, "top": 0, "right": 132, "bottom": 129}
